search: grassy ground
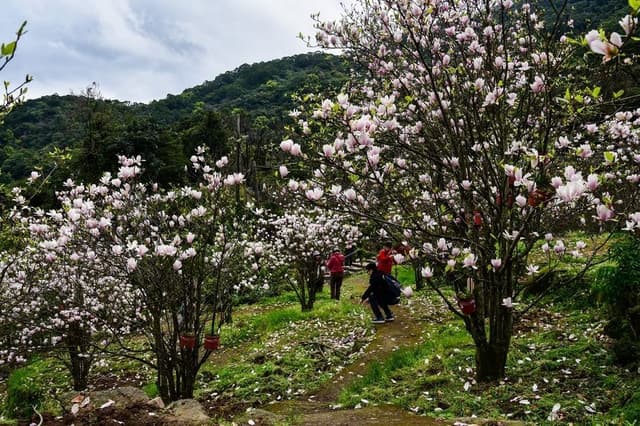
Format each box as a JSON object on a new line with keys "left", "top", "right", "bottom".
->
{"left": 1, "top": 267, "right": 639, "bottom": 424}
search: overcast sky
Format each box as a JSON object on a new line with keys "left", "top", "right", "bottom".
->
{"left": 0, "top": 0, "right": 349, "bottom": 103}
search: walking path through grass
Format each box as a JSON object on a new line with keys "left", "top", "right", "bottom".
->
{"left": 232, "top": 273, "right": 447, "bottom": 425}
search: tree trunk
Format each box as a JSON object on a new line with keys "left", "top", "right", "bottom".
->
{"left": 467, "top": 273, "right": 513, "bottom": 382}
{"left": 475, "top": 341, "right": 508, "bottom": 381}
{"left": 68, "top": 323, "right": 91, "bottom": 390}
{"left": 156, "top": 346, "right": 199, "bottom": 401}
{"left": 413, "top": 260, "right": 424, "bottom": 290}
{"left": 301, "top": 300, "right": 314, "bottom": 312}
{"left": 154, "top": 333, "right": 202, "bottom": 401}
{"left": 300, "top": 272, "right": 317, "bottom": 312}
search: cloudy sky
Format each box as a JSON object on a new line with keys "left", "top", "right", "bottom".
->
{"left": 1, "top": 0, "right": 349, "bottom": 103}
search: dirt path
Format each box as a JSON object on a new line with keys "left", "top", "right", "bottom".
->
{"left": 238, "top": 274, "right": 447, "bottom": 426}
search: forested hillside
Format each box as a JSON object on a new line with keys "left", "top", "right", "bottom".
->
{"left": 0, "top": 52, "right": 349, "bottom": 195}
{"left": 565, "top": 0, "right": 628, "bottom": 31}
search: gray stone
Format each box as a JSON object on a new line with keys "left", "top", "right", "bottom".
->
{"left": 164, "top": 399, "right": 210, "bottom": 425}
{"left": 148, "top": 396, "right": 165, "bottom": 409}
{"left": 89, "top": 386, "right": 149, "bottom": 409}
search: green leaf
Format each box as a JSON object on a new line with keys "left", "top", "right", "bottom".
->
{"left": 1, "top": 41, "right": 17, "bottom": 56}
{"left": 563, "top": 36, "right": 579, "bottom": 45}
{"left": 591, "top": 86, "right": 601, "bottom": 98}
{"left": 613, "top": 90, "right": 625, "bottom": 99}
{"left": 630, "top": 0, "right": 640, "bottom": 13}
{"left": 604, "top": 151, "right": 616, "bottom": 163}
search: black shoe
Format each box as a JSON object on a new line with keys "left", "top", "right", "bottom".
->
{"left": 385, "top": 316, "right": 395, "bottom": 322}
{"left": 371, "top": 318, "right": 386, "bottom": 324}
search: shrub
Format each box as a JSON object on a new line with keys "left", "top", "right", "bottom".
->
{"left": 3, "top": 362, "right": 46, "bottom": 420}
{"left": 593, "top": 234, "right": 640, "bottom": 365}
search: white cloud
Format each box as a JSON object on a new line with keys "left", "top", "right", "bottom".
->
{"left": 0, "top": 0, "right": 349, "bottom": 103}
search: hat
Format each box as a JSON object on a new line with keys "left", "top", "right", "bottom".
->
{"left": 332, "top": 247, "right": 340, "bottom": 253}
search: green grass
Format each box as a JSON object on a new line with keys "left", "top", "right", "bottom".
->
{"left": 142, "top": 382, "right": 159, "bottom": 398}
{"left": 2, "top": 358, "right": 69, "bottom": 421}
{"left": 336, "top": 282, "right": 640, "bottom": 424}
{"left": 2, "top": 267, "right": 639, "bottom": 424}
{"left": 196, "top": 293, "right": 373, "bottom": 415}
{"left": 393, "top": 265, "right": 416, "bottom": 286}
{"left": 338, "top": 322, "right": 471, "bottom": 408}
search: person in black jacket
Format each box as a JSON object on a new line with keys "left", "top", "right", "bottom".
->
{"left": 360, "top": 262, "right": 395, "bottom": 324}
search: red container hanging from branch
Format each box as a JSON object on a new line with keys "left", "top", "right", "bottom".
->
{"left": 204, "top": 335, "right": 220, "bottom": 351}
{"left": 527, "top": 189, "right": 552, "bottom": 207}
{"left": 179, "top": 334, "right": 196, "bottom": 350}
{"left": 473, "top": 210, "right": 482, "bottom": 227}
{"left": 458, "top": 298, "right": 477, "bottom": 315}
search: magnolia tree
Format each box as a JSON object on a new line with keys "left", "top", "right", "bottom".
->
{"left": 54, "top": 150, "right": 261, "bottom": 401}
{"left": 0, "top": 183, "right": 142, "bottom": 390}
{"left": 281, "top": 0, "right": 640, "bottom": 381}
{"left": 256, "top": 203, "right": 361, "bottom": 311}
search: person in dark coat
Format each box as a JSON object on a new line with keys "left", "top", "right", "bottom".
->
{"left": 360, "top": 262, "right": 395, "bottom": 324}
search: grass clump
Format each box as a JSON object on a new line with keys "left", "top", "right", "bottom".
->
{"left": 3, "top": 360, "right": 50, "bottom": 421}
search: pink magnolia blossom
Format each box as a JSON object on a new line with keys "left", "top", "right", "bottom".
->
{"left": 530, "top": 76, "right": 545, "bottom": 93}
{"left": 491, "top": 258, "right": 502, "bottom": 270}
{"left": 127, "top": 258, "right": 137, "bottom": 271}
{"left": 619, "top": 15, "right": 637, "bottom": 35}
{"left": 288, "top": 179, "right": 300, "bottom": 191}
{"left": 421, "top": 266, "right": 434, "bottom": 279}
{"left": 588, "top": 32, "right": 622, "bottom": 62}
{"left": 343, "top": 188, "right": 357, "bottom": 201}
{"left": 290, "top": 143, "right": 303, "bottom": 156}
{"left": 323, "top": 144, "right": 335, "bottom": 157}
{"left": 280, "top": 139, "right": 294, "bottom": 152}
{"left": 595, "top": 204, "right": 615, "bottom": 221}
{"left": 463, "top": 253, "right": 477, "bottom": 269}
{"left": 586, "top": 174, "right": 599, "bottom": 191}
{"left": 305, "top": 188, "right": 323, "bottom": 201}
{"left": 155, "top": 244, "right": 177, "bottom": 257}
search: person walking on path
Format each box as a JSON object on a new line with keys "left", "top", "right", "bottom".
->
{"left": 326, "top": 248, "right": 345, "bottom": 300}
{"left": 361, "top": 262, "right": 395, "bottom": 324}
{"left": 376, "top": 241, "right": 395, "bottom": 275}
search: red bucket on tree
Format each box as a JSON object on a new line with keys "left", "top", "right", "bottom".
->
{"left": 527, "top": 189, "right": 551, "bottom": 207}
{"left": 179, "top": 334, "right": 196, "bottom": 350}
{"left": 204, "top": 335, "right": 220, "bottom": 351}
{"left": 473, "top": 210, "right": 482, "bottom": 227}
{"left": 458, "top": 298, "right": 477, "bottom": 315}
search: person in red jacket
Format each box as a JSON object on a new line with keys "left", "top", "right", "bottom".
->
{"left": 376, "top": 241, "right": 395, "bottom": 275}
{"left": 326, "top": 248, "right": 345, "bottom": 300}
